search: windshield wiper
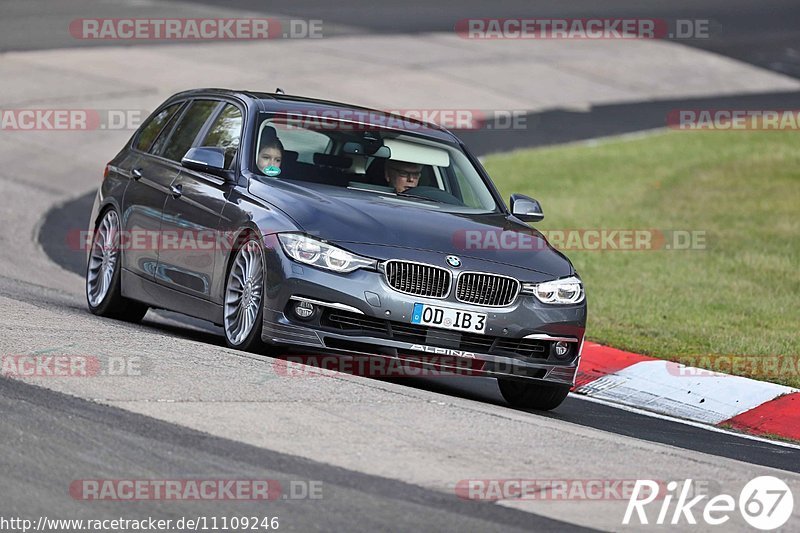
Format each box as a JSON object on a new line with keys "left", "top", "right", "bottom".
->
{"left": 395, "top": 191, "right": 445, "bottom": 203}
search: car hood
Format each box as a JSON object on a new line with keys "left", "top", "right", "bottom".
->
{"left": 249, "top": 179, "right": 574, "bottom": 278}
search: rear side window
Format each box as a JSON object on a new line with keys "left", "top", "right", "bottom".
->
{"left": 200, "top": 104, "right": 243, "bottom": 169}
{"left": 158, "top": 100, "right": 218, "bottom": 162}
{"left": 134, "top": 103, "right": 181, "bottom": 152}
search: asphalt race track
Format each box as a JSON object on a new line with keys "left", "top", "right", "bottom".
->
{"left": 1, "top": 377, "right": 586, "bottom": 532}
{"left": 2, "top": 1, "right": 799, "bottom": 531}
{"left": 4, "top": 0, "right": 800, "bottom": 79}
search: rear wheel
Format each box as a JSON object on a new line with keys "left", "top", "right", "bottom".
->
{"left": 86, "top": 208, "right": 148, "bottom": 322}
{"left": 223, "top": 238, "right": 268, "bottom": 352}
{"left": 498, "top": 379, "right": 570, "bottom": 411}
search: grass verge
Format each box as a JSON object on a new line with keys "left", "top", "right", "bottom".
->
{"left": 483, "top": 130, "right": 800, "bottom": 387}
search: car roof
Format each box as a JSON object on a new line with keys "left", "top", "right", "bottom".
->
{"left": 170, "top": 88, "right": 460, "bottom": 143}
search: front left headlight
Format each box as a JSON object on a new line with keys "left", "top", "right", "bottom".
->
{"left": 521, "top": 276, "right": 584, "bottom": 305}
{"left": 277, "top": 233, "right": 376, "bottom": 273}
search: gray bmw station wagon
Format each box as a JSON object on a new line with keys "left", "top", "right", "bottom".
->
{"left": 86, "top": 89, "right": 587, "bottom": 410}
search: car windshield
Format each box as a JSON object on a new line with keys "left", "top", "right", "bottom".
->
{"left": 251, "top": 113, "right": 500, "bottom": 214}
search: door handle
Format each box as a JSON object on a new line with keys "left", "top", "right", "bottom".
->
{"left": 170, "top": 184, "right": 183, "bottom": 199}
{"left": 131, "top": 168, "right": 143, "bottom": 180}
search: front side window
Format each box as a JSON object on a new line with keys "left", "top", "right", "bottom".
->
{"left": 158, "top": 100, "right": 218, "bottom": 162}
{"left": 201, "top": 104, "right": 243, "bottom": 169}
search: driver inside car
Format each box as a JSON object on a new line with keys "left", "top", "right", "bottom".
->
{"left": 385, "top": 160, "right": 422, "bottom": 193}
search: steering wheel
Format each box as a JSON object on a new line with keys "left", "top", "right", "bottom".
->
{"left": 402, "top": 186, "right": 465, "bottom": 206}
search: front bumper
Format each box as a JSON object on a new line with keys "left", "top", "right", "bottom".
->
{"left": 260, "top": 236, "right": 587, "bottom": 385}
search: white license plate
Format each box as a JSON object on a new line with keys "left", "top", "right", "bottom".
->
{"left": 411, "top": 303, "right": 487, "bottom": 334}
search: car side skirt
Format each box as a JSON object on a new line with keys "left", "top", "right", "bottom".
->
{"left": 121, "top": 269, "right": 224, "bottom": 325}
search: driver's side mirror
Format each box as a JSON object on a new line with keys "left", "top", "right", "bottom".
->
{"left": 510, "top": 193, "right": 544, "bottom": 222}
{"left": 181, "top": 147, "right": 230, "bottom": 180}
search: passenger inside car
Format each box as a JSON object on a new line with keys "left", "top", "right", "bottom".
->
{"left": 256, "top": 141, "right": 283, "bottom": 177}
{"left": 256, "top": 126, "right": 283, "bottom": 177}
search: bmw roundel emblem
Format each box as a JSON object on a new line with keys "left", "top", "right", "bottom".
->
{"left": 446, "top": 255, "right": 462, "bottom": 268}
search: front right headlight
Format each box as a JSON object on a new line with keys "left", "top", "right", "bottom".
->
{"left": 521, "top": 276, "right": 584, "bottom": 305}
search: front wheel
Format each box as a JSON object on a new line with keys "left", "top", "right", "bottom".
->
{"left": 498, "top": 379, "right": 571, "bottom": 411}
{"left": 223, "top": 238, "right": 268, "bottom": 352}
{"left": 86, "top": 208, "right": 148, "bottom": 322}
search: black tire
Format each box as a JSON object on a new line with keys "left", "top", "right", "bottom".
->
{"left": 222, "top": 236, "right": 268, "bottom": 353}
{"left": 223, "top": 301, "right": 267, "bottom": 352}
{"left": 498, "top": 379, "right": 571, "bottom": 411}
{"left": 86, "top": 208, "right": 148, "bottom": 322}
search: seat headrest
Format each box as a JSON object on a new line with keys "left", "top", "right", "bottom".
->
{"left": 259, "top": 125, "right": 279, "bottom": 147}
{"left": 281, "top": 150, "right": 299, "bottom": 164}
{"left": 365, "top": 158, "right": 387, "bottom": 185}
{"left": 314, "top": 153, "right": 352, "bottom": 168}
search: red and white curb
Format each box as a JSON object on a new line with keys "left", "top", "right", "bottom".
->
{"left": 572, "top": 342, "right": 800, "bottom": 442}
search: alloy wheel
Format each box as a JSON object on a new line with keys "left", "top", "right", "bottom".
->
{"left": 224, "top": 240, "right": 265, "bottom": 345}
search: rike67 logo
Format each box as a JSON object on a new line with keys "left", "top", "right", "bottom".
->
{"left": 624, "top": 476, "right": 794, "bottom": 530}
